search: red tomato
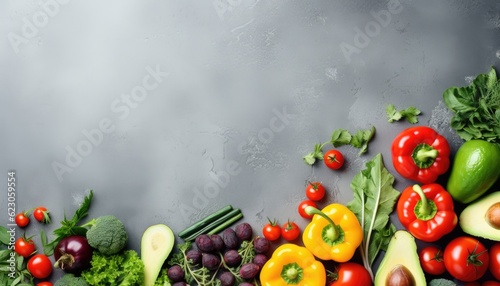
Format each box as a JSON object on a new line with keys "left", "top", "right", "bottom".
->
{"left": 489, "top": 242, "right": 500, "bottom": 281}
{"left": 37, "top": 282, "right": 53, "bottom": 286}
{"left": 14, "top": 237, "right": 36, "bottom": 258}
{"left": 324, "top": 149, "right": 345, "bottom": 170}
{"left": 27, "top": 254, "right": 53, "bottom": 279}
{"left": 33, "top": 207, "right": 50, "bottom": 223}
{"left": 444, "top": 236, "right": 489, "bottom": 282}
{"left": 483, "top": 281, "right": 500, "bottom": 286}
{"left": 298, "top": 200, "right": 317, "bottom": 219}
{"left": 262, "top": 219, "right": 281, "bottom": 241}
{"left": 281, "top": 221, "right": 300, "bottom": 241}
{"left": 15, "top": 212, "right": 30, "bottom": 228}
{"left": 305, "top": 182, "right": 326, "bottom": 201}
{"left": 419, "top": 246, "right": 446, "bottom": 275}
{"left": 328, "top": 262, "right": 372, "bottom": 286}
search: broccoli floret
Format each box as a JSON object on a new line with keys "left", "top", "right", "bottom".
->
{"left": 55, "top": 273, "right": 89, "bottom": 286}
{"left": 84, "top": 215, "right": 128, "bottom": 255}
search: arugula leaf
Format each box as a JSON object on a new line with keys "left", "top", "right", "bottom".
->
{"left": 347, "top": 153, "right": 400, "bottom": 279}
{"left": 443, "top": 67, "right": 500, "bottom": 143}
{"left": 386, "top": 104, "right": 421, "bottom": 123}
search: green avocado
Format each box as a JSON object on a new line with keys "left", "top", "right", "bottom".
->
{"left": 460, "top": 191, "right": 500, "bottom": 241}
{"left": 374, "top": 230, "right": 426, "bottom": 286}
{"left": 447, "top": 140, "right": 500, "bottom": 204}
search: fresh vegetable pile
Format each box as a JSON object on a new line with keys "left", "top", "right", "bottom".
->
{"left": 2, "top": 66, "right": 500, "bottom": 286}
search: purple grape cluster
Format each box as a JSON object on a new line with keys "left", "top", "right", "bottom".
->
{"left": 167, "top": 222, "right": 271, "bottom": 286}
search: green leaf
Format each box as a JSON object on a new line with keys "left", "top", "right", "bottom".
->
{"left": 386, "top": 104, "right": 402, "bottom": 122}
{"left": 347, "top": 154, "right": 400, "bottom": 273}
{"left": 0, "top": 226, "right": 9, "bottom": 246}
{"left": 303, "top": 144, "right": 324, "bottom": 165}
{"left": 331, "top": 129, "right": 352, "bottom": 147}
{"left": 386, "top": 104, "right": 421, "bottom": 123}
{"left": 351, "top": 126, "right": 376, "bottom": 155}
{"left": 0, "top": 250, "right": 11, "bottom": 262}
{"left": 443, "top": 67, "right": 500, "bottom": 143}
{"left": 401, "top": 106, "right": 421, "bottom": 124}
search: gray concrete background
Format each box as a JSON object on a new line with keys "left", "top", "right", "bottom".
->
{"left": 1, "top": 0, "right": 500, "bottom": 283}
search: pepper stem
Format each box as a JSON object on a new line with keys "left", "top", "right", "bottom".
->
{"left": 305, "top": 206, "right": 339, "bottom": 241}
{"left": 416, "top": 149, "right": 438, "bottom": 161}
{"left": 412, "top": 143, "right": 438, "bottom": 168}
{"left": 412, "top": 184, "right": 430, "bottom": 215}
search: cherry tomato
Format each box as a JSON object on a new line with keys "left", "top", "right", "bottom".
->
{"left": 33, "top": 207, "right": 50, "bottom": 223}
{"left": 298, "top": 200, "right": 317, "bottom": 219}
{"left": 489, "top": 242, "right": 500, "bottom": 281}
{"left": 305, "top": 182, "right": 326, "bottom": 201}
{"left": 281, "top": 221, "right": 300, "bottom": 241}
{"left": 324, "top": 149, "right": 345, "bottom": 170}
{"left": 27, "top": 254, "right": 53, "bottom": 279}
{"left": 443, "top": 236, "right": 489, "bottom": 282}
{"left": 262, "top": 218, "right": 281, "bottom": 241}
{"left": 37, "top": 282, "right": 53, "bottom": 286}
{"left": 15, "top": 212, "right": 30, "bottom": 228}
{"left": 419, "top": 246, "right": 446, "bottom": 275}
{"left": 14, "top": 236, "right": 36, "bottom": 258}
{"left": 328, "top": 262, "right": 372, "bottom": 286}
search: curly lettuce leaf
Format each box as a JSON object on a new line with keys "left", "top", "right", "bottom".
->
{"left": 82, "top": 250, "right": 144, "bottom": 286}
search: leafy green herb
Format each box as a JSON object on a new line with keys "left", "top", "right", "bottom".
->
{"left": 443, "top": 67, "right": 500, "bottom": 142}
{"left": 0, "top": 226, "right": 9, "bottom": 246}
{"left": 42, "top": 190, "right": 94, "bottom": 255}
{"left": 350, "top": 126, "right": 376, "bottom": 155}
{"left": 303, "top": 126, "right": 376, "bottom": 165}
{"left": 331, "top": 129, "right": 352, "bottom": 147}
{"left": 347, "top": 153, "right": 400, "bottom": 279}
{"left": 153, "top": 269, "right": 172, "bottom": 286}
{"left": 81, "top": 250, "right": 144, "bottom": 286}
{"left": 303, "top": 144, "right": 324, "bottom": 165}
{"left": 0, "top": 252, "right": 33, "bottom": 286}
{"left": 386, "top": 104, "right": 422, "bottom": 124}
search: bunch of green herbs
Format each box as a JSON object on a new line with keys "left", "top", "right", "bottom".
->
{"left": 443, "top": 67, "right": 500, "bottom": 142}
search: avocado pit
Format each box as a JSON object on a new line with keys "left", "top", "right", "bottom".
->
{"left": 385, "top": 265, "right": 415, "bottom": 286}
{"left": 486, "top": 202, "right": 500, "bottom": 229}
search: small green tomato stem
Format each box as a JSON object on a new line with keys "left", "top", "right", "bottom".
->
{"left": 305, "top": 206, "right": 339, "bottom": 240}
{"left": 412, "top": 184, "right": 430, "bottom": 215}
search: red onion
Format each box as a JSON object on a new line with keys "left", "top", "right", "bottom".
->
{"left": 54, "top": 235, "right": 93, "bottom": 273}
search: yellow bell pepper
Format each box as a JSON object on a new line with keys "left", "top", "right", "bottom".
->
{"left": 302, "top": 203, "right": 363, "bottom": 262}
{"left": 260, "top": 243, "right": 326, "bottom": 286}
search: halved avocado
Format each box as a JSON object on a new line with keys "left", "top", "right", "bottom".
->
{"left": 460, "top": 191, "right": 500, "bottom": 241}
{"left": 374, "top": 230, "right": 426, "bottom": 286}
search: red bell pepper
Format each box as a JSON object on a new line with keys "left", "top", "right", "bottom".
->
{"left": 391, "top": 126, "right": 450, "bottom": 184}
{"left": 397, "top": 184, "right": 457, "bottom": 242}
